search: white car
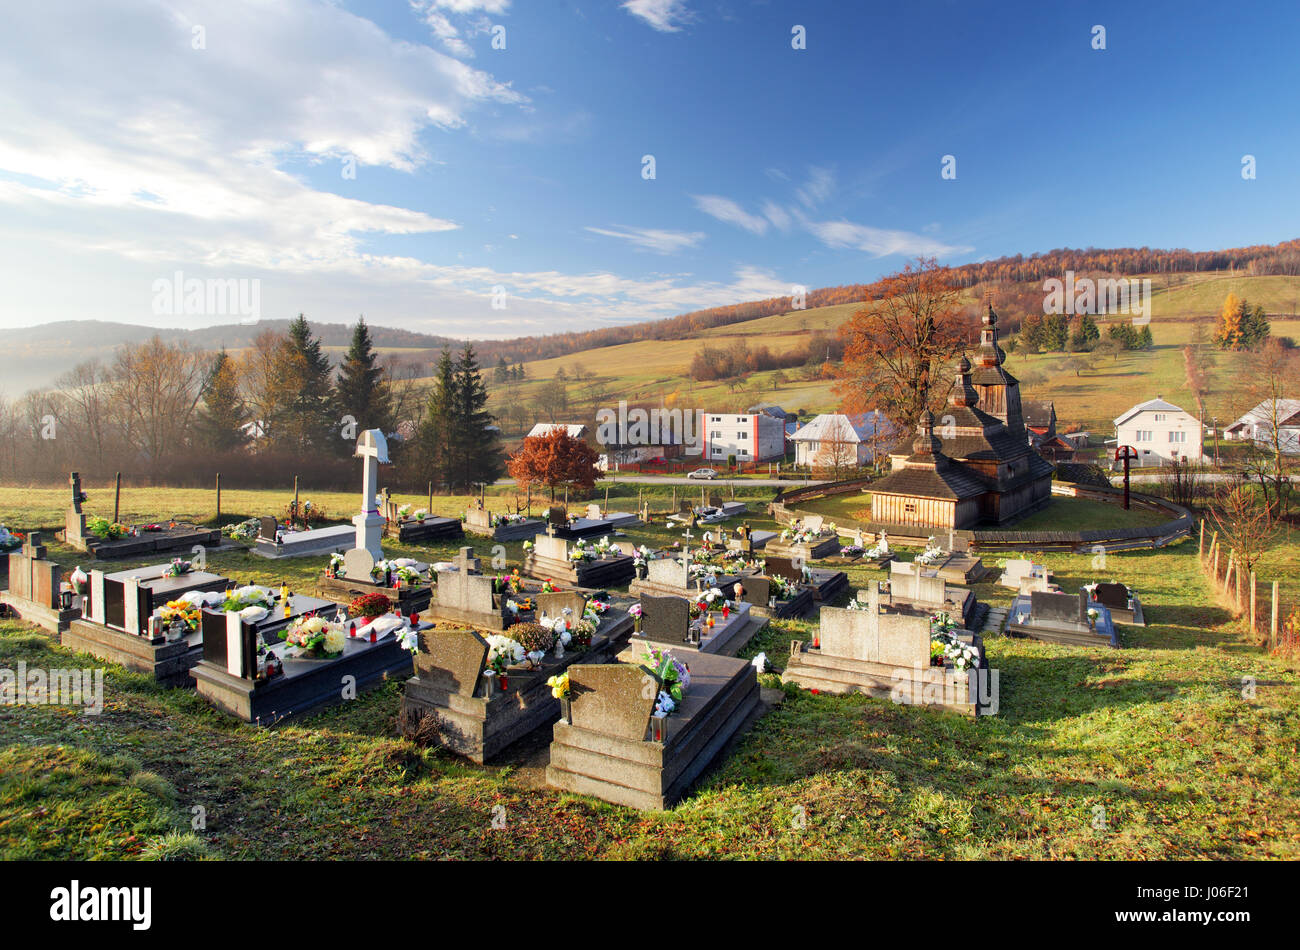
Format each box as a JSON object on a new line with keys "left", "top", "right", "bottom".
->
{"left": 686, "top": 468, "right": 718, "bottom": 480}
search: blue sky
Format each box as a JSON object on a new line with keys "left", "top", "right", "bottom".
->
{"left": 1, "top": 0, "right": 1297, "bottom": 337}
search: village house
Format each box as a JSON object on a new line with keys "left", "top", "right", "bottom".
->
{"left": 1224, "top": 399, "right": 1300, "bottom": 455}
{"left": 1112, "top": 397, "right": 1203, "bottom": 466}
{"left": 1023, "top": 399, "right": 1076, "bottom": 463}
{"left": 789, "top": 411, "right": 894, "bottom": 468}
{"left": 691, "top": 410, "right": 785, "bottom": 464}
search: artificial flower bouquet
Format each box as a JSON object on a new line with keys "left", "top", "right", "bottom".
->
{"left": 157, "top": 599, "right": 201, "bottom": 632}
{"left": 349, "top": 592, "right": 393, "bottom": 621}
{"left": 485, "top": 633, "right": 525, "bottom": 675}
{"left": 0, "top": 525, "right": 23, "bottom": 552}
{"left": 87, "top": 516, "right": 127, "bottom": 541}
{"left": 492, "top": 512, "right": 527, "bottom": 528}
{"left": 929, "top": 612, "right": 979, "bottom": 671}
{"left": 222, "top": 585, "right": 274, "bottom": 613}
{"left": 223, "top": 518, "right": 259, "bottom": 541}
{"left": 644, "top": 646, "right": 690, "bottom": 718}
{"left": 284, "top": 614, "right": 347, "bottom": 658}
{"left": 162, "top": 558, "right": 192, "bottom": 578}
{"left": 546, "top": 671, "right": 571, "bottom": 699}
{"left": 540, "top": 579, "right": 560, "bottom": 593}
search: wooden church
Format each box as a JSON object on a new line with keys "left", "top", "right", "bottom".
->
{"left": 869, "top": 305, "right": 1055, "bottom": 530}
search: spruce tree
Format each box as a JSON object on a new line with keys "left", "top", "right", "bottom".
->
{"left": 195, "top": 350, "right": 248, "bottom": 453}
{"left": 335, "top": 317, "right": 393, "bottom": 450}
{"left": 452, "top": 344, "right": 503, "bottom": 491}
{"left": 417, "top": 349, "right": 457, "bottom": 490}
{"left": 282, "top": 313, "right": 335, "bottom": 450}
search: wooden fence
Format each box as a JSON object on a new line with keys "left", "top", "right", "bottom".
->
{"left": 1198, "top": 520, "right": 1297, "bottom": 653}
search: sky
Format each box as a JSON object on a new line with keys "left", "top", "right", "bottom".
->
{"left": 1, "top": 0, "right": 1298, "bottom": 338}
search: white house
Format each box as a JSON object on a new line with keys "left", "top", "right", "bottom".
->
{"left": 692, "top": 410, "right": 785, "bottom": 464}
{"left": 526, "top": 423, "right": 588, "bottom": 440}
{"left": 789, "top": 411, "right": 894, "bottom": 468}
{"left": 1224, "top": 399, "right": 1300, "bottom": 455}
{"left": 1113, "top": 397, "right": 1203, "bottom": 466}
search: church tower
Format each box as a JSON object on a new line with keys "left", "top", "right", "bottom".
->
{"left": 969, "top": 304, "right": 1025, "bottom": 437}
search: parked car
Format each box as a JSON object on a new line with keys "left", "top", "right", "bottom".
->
{"left": 687, "top": 468, "right": 718, "bottom": 480}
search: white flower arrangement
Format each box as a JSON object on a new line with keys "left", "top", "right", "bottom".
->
{"left": 397, "top": 504, "right": 412, "bottom": 519}
{"left": 397, "top": 626, "right": 420, "bottom": 653}
{"left": 485, "top": 634, "right": 525, "bottom": 668}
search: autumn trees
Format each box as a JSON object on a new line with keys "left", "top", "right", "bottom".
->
{"left": 507, "top": 427, "right": 600, "bottom": 501}
{"left": 1214, "top": 293, "right": 1270, "bottom": 350}
{"left": 836, "top": 258, "right": 968, "bottom": 430}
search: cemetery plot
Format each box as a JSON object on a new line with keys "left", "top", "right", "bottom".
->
{"left": 252, "top": 519, "right": 354, "bottom": 559}
{"left": 765, "top": 514, "right": 842, "bottom": 561}
{"left": 627, "top": 550, "right": 814, "bottom": 620}
{"left": 463, "top": 501, "right": 544, "bottom": 542}
{"left": 1086, "top": 581, "right": 1145, "bottom": 626}
{"left": 382, "top": 500, "right": 465, "bottom": 544}
{"left": 190, "top": 595, "right": 417, "bottom": 723}
{"left": 545, "top": 505, "right": 618, "bottom": 540}
{"left": 884, "top": 560, "right": 981, "bottom": 629}
{"left": 724, "top": 521, "right": 777, "bottom": 553}
{"left": 782, "top": 584, "right": 993, "bottom": 718}
{"left": 399, "top": 594, "right": 635, "bottom": 763}
{"left": 626, "top": 592, "right": 767, "bottom": 657}
{"left": 999, "top": 558, "right": 1053, "bottom": 590}
{"left": 319, "top": 555, "right": 433, "bottom": 615}
{"left": 63, "top": 472, "right": 220, "bottom": 560}
{"left": 581, "top": 502, "right": 641, "bottom": 529}
{"left": 62, "top": 560, "right": 230, "bottom": 685}
{"left": 545, "top": 651, "right": 763, "bottom": 811}
{"left": 522, "top": 529, "right": 635, "bottom": 588}
{"left": 765, "top": 554, "right": 849, "bottom": 604}
{"left": 1006, "top": 589, "right": 1119, "bottom": 648}
{"left": 1, "top": 532, "right": 81, "bottom": 634}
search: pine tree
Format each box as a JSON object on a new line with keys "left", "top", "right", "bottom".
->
{"left": 1240, "top": 301, "right": 1270, "bottom": 348}
{"left": 281, "top": 314, "right": 335, "bottom": 450}
{"left": 451, "top": 344, "right": 503, "bottom": 491}
{"left": 195, "top": 350, "right": 248, "bottom": 453}
{"left": 494, "top": 355, "right": 510, "bottom": 383}
{"left": 335, "top": 317, "right": 393, "bottom": 451}
{"left": 1136, "top": 325, "right": 1153, "bottom": 349}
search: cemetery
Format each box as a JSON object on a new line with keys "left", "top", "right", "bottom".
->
{"left": 627, "top": 591, "right": 768, "bottom": 657}
{"left": 544, "top": 505, "right": 619, "bottom": 539}
{"left": 62, "top": 560, "right": 230, "bottom": 685}
{"left": 190, "top": 593, "right": 420, "bottom": 723}
{"left": 764, "top": 553, "right": 849, "bottom": 604}
{"left": 252, "top": 517, "right": 354, "bottom": 559}
{"left": 627, "top": 549, "right": 815, "bottom": 620}
{"left": 381, "top": 495, "right": 465, "bottom": 544}
{"left": 782, "top": 583, "right": 992, "bottom": 717}
{"left": 1, "top": 532, "right": 83, "bottom": 634}
{"left": 1006, "top": 589, "right": 1120, "bottom": 648}
{"left": 398, "top": 589, "right": 635, "bottom": 762}
{"left": 545, "top": 650, "right": 764, "bottom": 811}
{"left": 521, "top": 528, "right": 636, "bottom": 588}
{"left": 725, "top": 521, "right": 777, "bottom": 553}
{"left": 463, "top": 499, "right": 544, "bottom": 541}
{"left": 1087, "top": 581, "right": 1146, "bottom": 626}
{"left": 999, "top": 557, "right": 1053, "bottom": 591}
{"left": 63, "top": 472, "right": 221, "bottom": 560}
{"left": 764, "top": 514, "right": 842, "bottom": 561}
{"left": 885, "top": 559, "right": 983, "bottom": 629}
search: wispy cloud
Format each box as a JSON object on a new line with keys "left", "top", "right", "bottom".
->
{"left": 584, "top": 225, "right": 705, "bottom": 254}
{"left": 691, "top": 194, "right": 768, "bottom": 235}
{"left": 804, "top": 219, "right": 971, "bottom": 258}
{"left": 410, "top": 0, "right": 506, "bottom": 59}
{"left": 622, "top": 0, "right": 693, "bottom": 33}
{"left": 795, "top": 165, "right": 835, "bottom": 208}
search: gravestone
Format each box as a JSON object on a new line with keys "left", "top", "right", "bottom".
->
{"left": 1000, "top": 558, "right": 1043, "bottom": 589}
{"left": 415, "top": 627, "right": 489, "bottom": 696}
{"left": 548, "top": 506, "right": 568, "bottom": 528}
{"left": 818, "top": 586, "right": 931, "bottom": 667}
{"left": 1031, "top": 590, "right": 1087, "bottom": 625}
{"left": 1017, "top": 573, "right": 1051, "bottom": 594}
{"left": 566, "top": 663, "right": 657, "bottom": 741}
{"left": 640, "top": 594, "right": 691, "bottom": 643}
{"left": 536, "top": 590, "right": 589, "bottom": 622}
{"left": 766, "top": 555, "right": 802, "bottom": 583}
{"left": 342, "top": 548, "right": 375, "bottom": 583}
{"left": 741, "top": 576, "right": 771, "bottom": 607}
{"left": 1094, "top": 582, "right": 1130, "bottom": 611}
{"left": 65, "top": 473, "right": 88, "bottom": 546}
{"left": 259, "top": 516, "right": 280, "bottom": 543}
{"left": 646, "top": 556, "right": 690, "bottom": 590}
{"left": 801, "top": 514, "right": 825, "bottom": 534}
{"left": 465, "top": 504, "right": 492, "bottom": 531}
{"left": 889, "top": 560, "right": 947, "bottom": 605}
{"left": 351, "top": 429, "right": 389, "bottom": 562}
{"left": 435, "top": 547, "right": 495, "bottom": 616}
{"left": 586, "top": 503, "right": 603, "bottom": 520}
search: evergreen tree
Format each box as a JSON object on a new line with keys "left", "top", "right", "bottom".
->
{"left": 416, "top": 349, "right": 457, "bottom": 490}
{"left": 1136, "top": 324, "right": 1154, "bottom": 349}
{"left": 1240, "top": 301, "right": 1271, "bottom": 348}
{"left": 494, "top": 355, "right": 510, "bottom": 383}
{"left": 335, "top": 317, "right": 393, "bottom": 450}
{"left": 451, "top": 344, "right": 503, "bottom": 491}
{"left": 195, "top": 350, "right": 248, "bottom": 453}
{"left": 280, "top": 314, "right": 335, "bottom": 450}
{"left": 1069, "top": 314, "right": 1100, "bottom": 350}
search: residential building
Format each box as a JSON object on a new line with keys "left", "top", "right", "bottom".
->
{"left": 1113, "top": 397, "right": 1203, "bottom": 466}
{"left": 526, "top": 423, "right": 589, "bottom": 440}
{"left": 1224, "top": 399, "right": 1300, "bottom": 455}
{"left": 789, "top": 411, "right": 894, "bottom": 468}
{"left": 693, "top": 410, "right": 785, "bottom": 464}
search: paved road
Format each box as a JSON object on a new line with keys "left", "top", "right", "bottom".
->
{"left": 493, "top": 475, "right": 826, "bottom": 488}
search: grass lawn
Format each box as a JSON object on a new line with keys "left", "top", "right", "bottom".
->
{"left": 2, "top": 487, "right": 1298, "bottom": 860}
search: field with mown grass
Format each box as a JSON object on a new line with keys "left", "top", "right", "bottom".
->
{"left": 2, "top": 485, "right": 1298, "bottom": 859}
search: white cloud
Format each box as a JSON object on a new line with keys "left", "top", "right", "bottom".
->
{"left": 622, "top": 0, "right": 693, "bottom": 33}
{"left": 796, "top": 165, "right": 835, "bottom": 209}
{"left": 761, "top": 199, "right": 793, "bottom": 232}
{"left": 804, "top": 219, "right": 971, "bottom": 258}
{"left": 411, "top": 0, "right": 504, "bottom": 58}
{"left": 691, "top": 195, "right": 768, "bottom": 235}
{"left": 584, "top": 225, "right": 705, "bottom": 254}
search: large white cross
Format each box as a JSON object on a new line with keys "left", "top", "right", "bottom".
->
{"left": 354, "top": 429, "right": 390, "bottom": 515}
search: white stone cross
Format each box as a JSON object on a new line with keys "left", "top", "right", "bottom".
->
{"left": 354, "top": 429, "right": 390, "bottom": 516}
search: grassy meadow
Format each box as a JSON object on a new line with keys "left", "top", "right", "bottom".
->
{"left": 1, "top": 484, "right": 1298, "bottom": 860}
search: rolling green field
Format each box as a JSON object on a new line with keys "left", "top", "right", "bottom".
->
{"left": 2, "top": 486, "right": 1298, "bottom": 860}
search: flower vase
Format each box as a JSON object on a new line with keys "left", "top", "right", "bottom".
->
{"left": 481, "top": 670, "right": 496, "bottom": 698}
